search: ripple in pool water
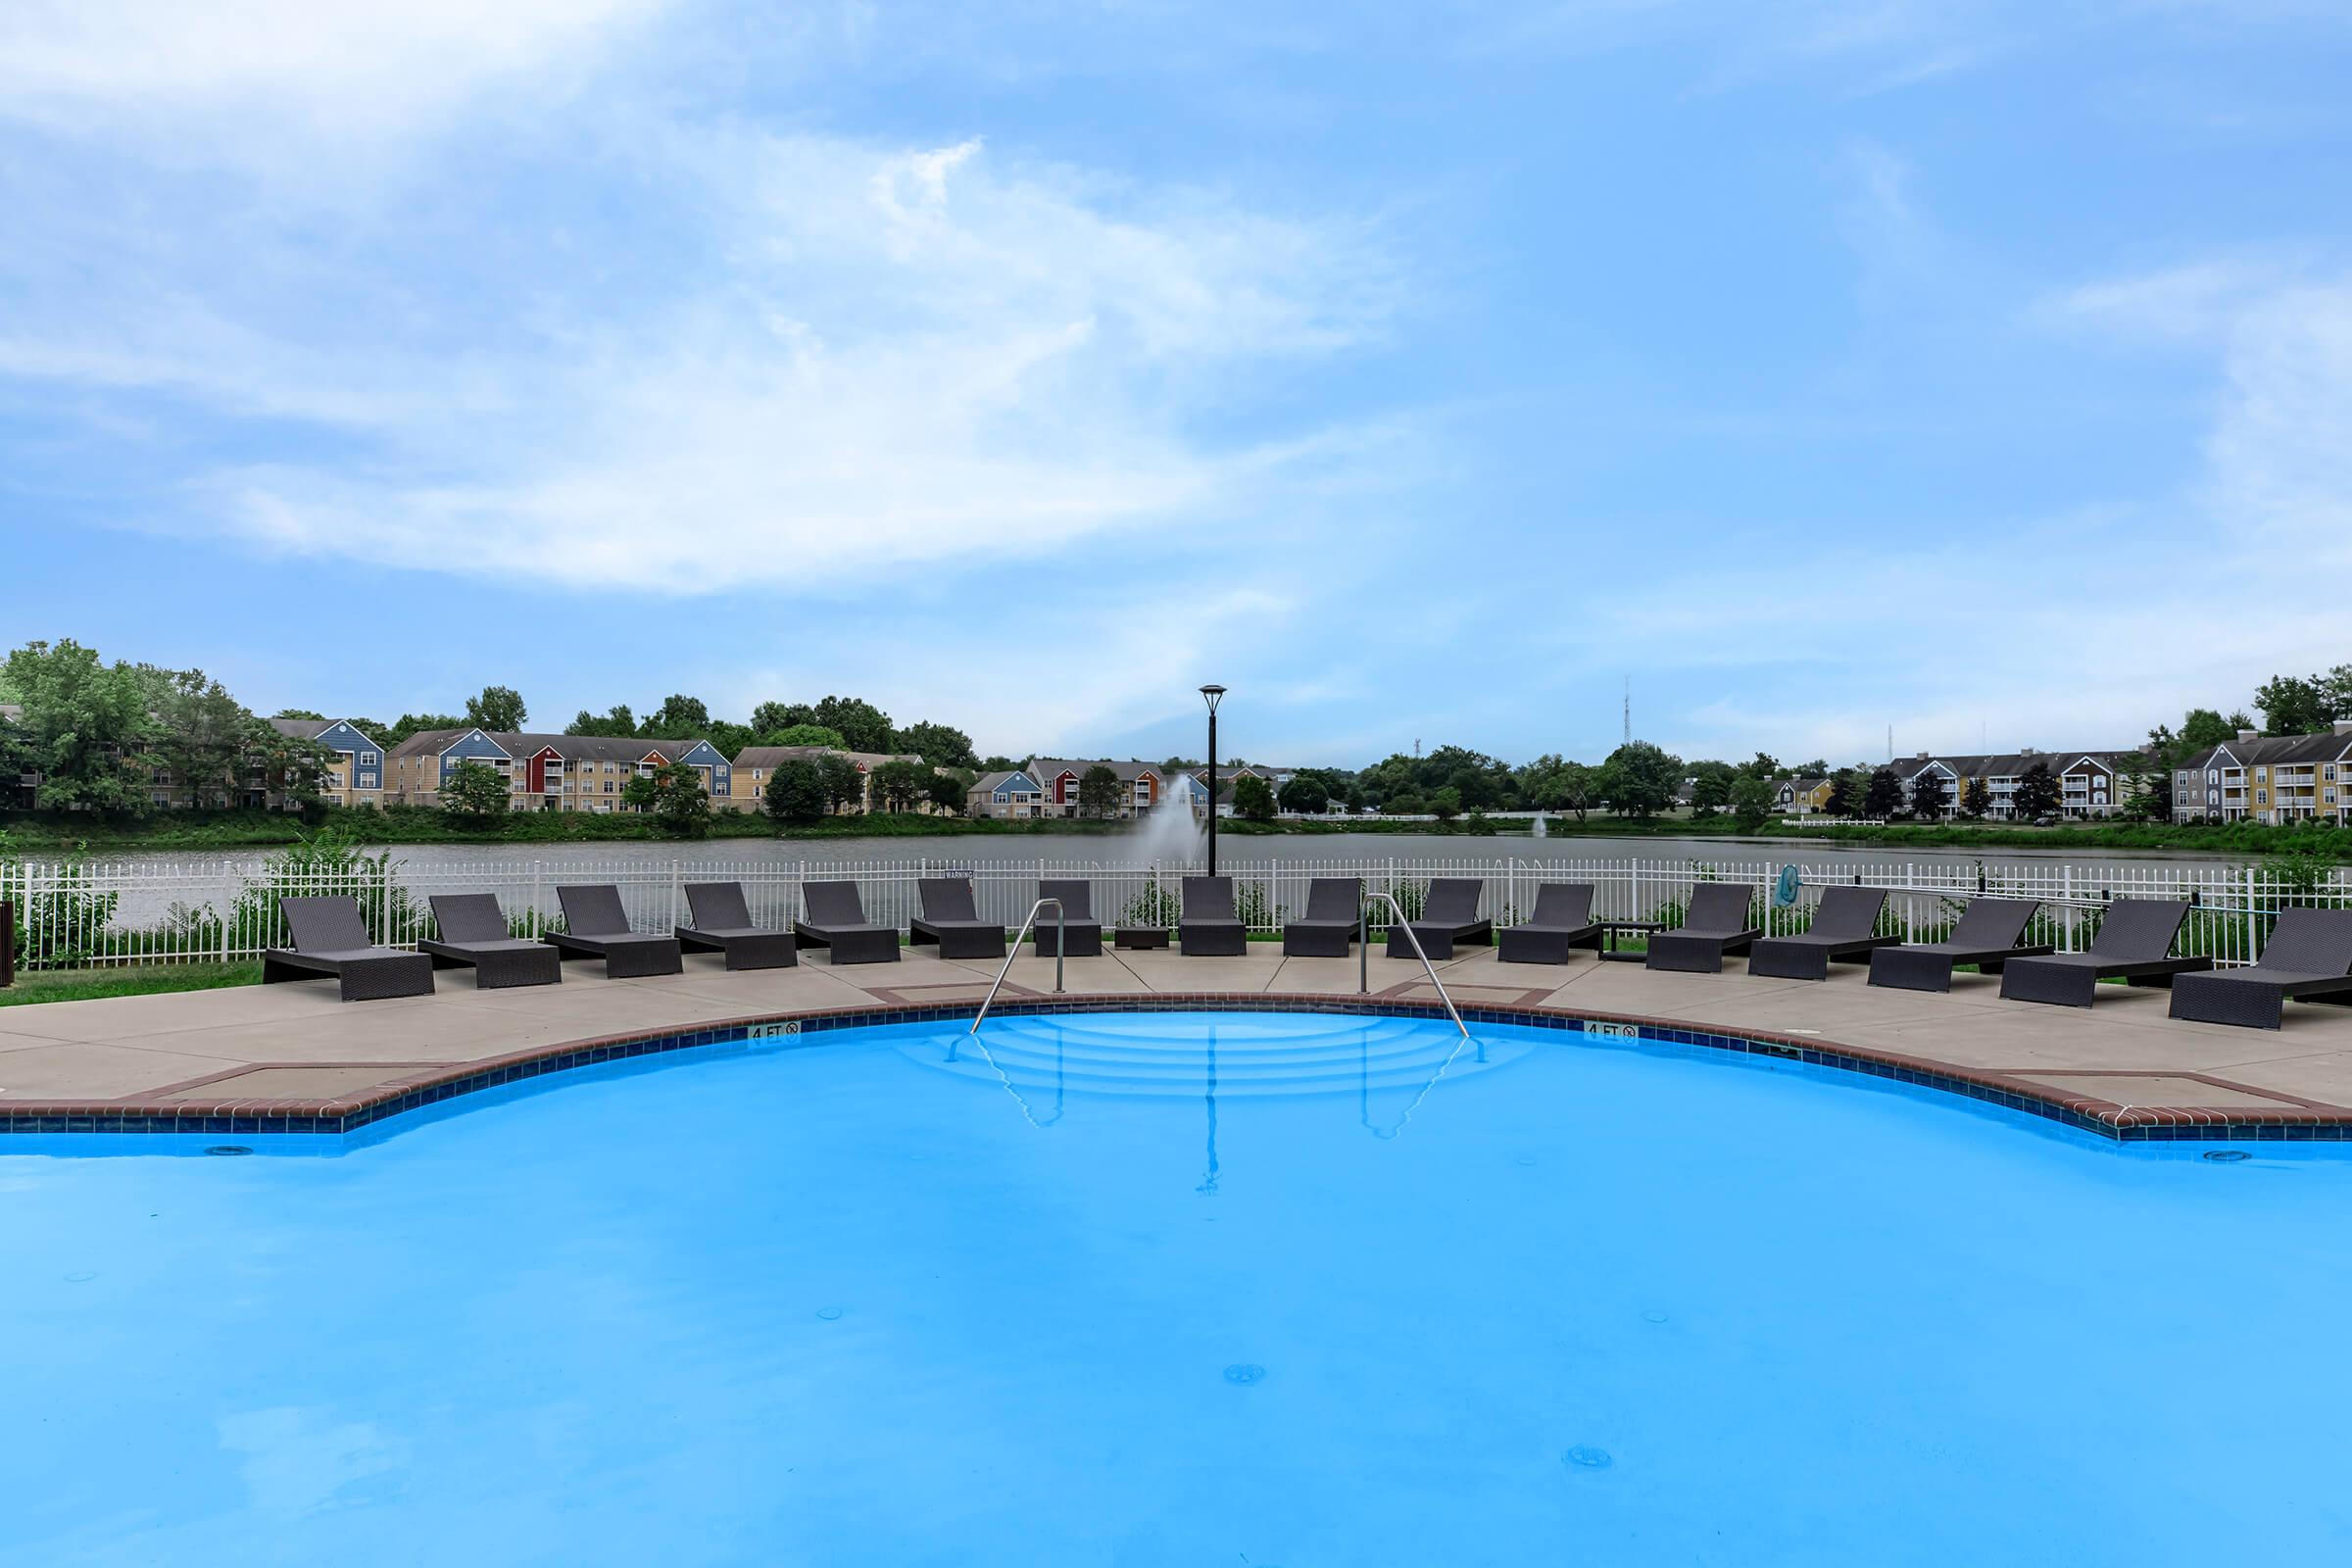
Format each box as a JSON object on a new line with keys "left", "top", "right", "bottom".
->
{"left": 2, "top": 1010, "right": 2348, "bottom": 1566}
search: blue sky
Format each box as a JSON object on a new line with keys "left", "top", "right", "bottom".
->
{"left": 2, "top": 2, "right": 2348, "bottom": 769}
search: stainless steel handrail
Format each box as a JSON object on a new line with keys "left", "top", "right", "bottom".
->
{"left": 1358, "top": 891, "right": 1468, "bottom": 1038}
{"left": 969, "top": 898, "right": 1065, "bottom": 1034}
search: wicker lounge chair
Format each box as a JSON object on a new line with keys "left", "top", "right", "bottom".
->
{"left": 1496, "top": 882, "right": 1601, "bottom": 965}
{"left": 419, "top": 893, "right": 562, "bottom": 988}
{"left": 1996, "top": 898, "right": 2208, "bottom": 1007}
{"left": 1032, "top": 879, "right": 1104, "bottom": 957}
{"left": 794, "top": 880, "right": 901, "bottom": 964}
{"left": 2168, "top": 907, "right": 2352, "bottom": 1029}
{"left": 676, "top": 882, "right": 798, "bottom": 971}
{"left": 544, "top": 884, "right": 684, "bottom": 977}
{"left": 1643, "top": 883, "right": 1763, "bottom": 974}
{"left": 1387, "top": 878, "right": 1492, "bottom": 959}
{"left": 1283, "top": 876, "right": 1362, "bottom": 957}
{"left": 1180, "top": 876, "right": 1248, "bottom": 956}
{"left": 1745, "top": 886, "right": 1896, "bottom": 981}
{"left": 911, "top": 877, "right": 1008, "bottom": 959}
{"left": 262, "top": 896, "right": 435, "bottom": 1002}
{"left": 1866, "top": 899, "right": 2051, "bottom": 993}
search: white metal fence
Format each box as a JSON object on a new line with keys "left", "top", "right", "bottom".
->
{"left": 1, "top": 853, "right": 2345, "bottom": 972}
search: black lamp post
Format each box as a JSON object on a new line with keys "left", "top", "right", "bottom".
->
{"left": 1200, "top": 683, "right": 1225, "bottom": 877}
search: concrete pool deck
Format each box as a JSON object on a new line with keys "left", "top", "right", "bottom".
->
{"left": 6, "top": 944, "right": 2352, "bottom": 1136}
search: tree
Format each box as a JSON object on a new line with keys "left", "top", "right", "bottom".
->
{"left": 1861, "top": 766, "right": 1906, "bottom": 820}
{"left": 868, "top": 759, "right": 931, "bottom": 813}
{"left": 1689, "top": 762, "right": 1735, "bottom": 816}
{"left": 762, "top": 759, "right": 827, "bottom": 822}
{"left": 251, "top": 728, "right": 336, "bottom": 814}
{"left": 442, "top": 760, "right": 510, "bottom": 819}
{"left": 769, "top": 723, "right": 848, "bottom": 749}
{"left": 1279, "top": 771, "right": 1331, "bottom": 815}
{"left": 816, "top": 754, "right": 866, "bottom": 814}
{"left": 465, "top": 686, "right": 527, "bottom": 733}
{"left": 812, "top": 696, "right": 895, "bottom": 754}
{"left": 1958, "top": 776, "right": 1992, "bottom": 820}
{"left": 1077, "top": 763, "right": 1122, "bottom": 817}
{"left": 1736, "top": 752, "right": 1783, "bottom": 781}
{"left": 1599, "top": 741, "right": 1682, "bottom": 819}
{"left": 1730, "top": 775, "right": 1776, "bottom": 832}
{"left": 1827, "top": 767, "right": 1868, "bottom": 818}
{"left": 2176, "top": 709, "right": 2238, "bottom": 753}
{"left": 3, "top": 638, "right": 159, "bottom": 815}
{"left": 566, "top": 705, "right": 636, "bottom": 738}
{"left": 148, "top": 669, "right": 266, "bottom": 808}
{"left": 1428, "top": 785, "right": 1462, "bottom": 821}
{"left": 2120, "top": 752, "right": 2171, "bottom": 821}
{"left": 1231, "top": 772, "right": 1277, "bottom": 821}
{"left": 2254, "top": 673, "right": 2334, "bottom": 736}
{"left": 622, "top": 760, "right": 712, "bottom": 836}
{"left": 897, "top": 720, "right": 978, "bottom": 771}
{"left": 639, "top": 694, "right": 711, "bottom": 739}
{"left": 1909, "top": 770, "right": 1951, "bottom": 822}
{"left": 381, "top": 712, "right": 463, "bottom": 750}
{"left": 2011, "top": 760, "right": 2061, "bottom": 820}
{"left": 1792, "top": 759, "right": 1830, "bottom": 778}
{"left": 1541, "top": 760, "right": 1600, "bottom": 821}
{"left": 271, "top": 708, "right": 325, "bottom": 721}
{"left": 749, "top": 700, "right": 815, "bottom": 735}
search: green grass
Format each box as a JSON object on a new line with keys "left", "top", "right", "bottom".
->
{"left": 0, "top": 961, "right": 262, "bottom": 1007}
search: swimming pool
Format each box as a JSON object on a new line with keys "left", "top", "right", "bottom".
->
{"left": 4, "top": 1009, "right": 2347, "bottom": 1564}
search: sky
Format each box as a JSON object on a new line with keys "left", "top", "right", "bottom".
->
{"left": 2, "top": 1, "right": 2348, "bottom": 770}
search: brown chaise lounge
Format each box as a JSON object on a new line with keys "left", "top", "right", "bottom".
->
{"left": 911, "top": 877, "right": 1008, "bottom": 960}
{"left": 1866, "top": 898, "right": 2051, "bottom": 993}
{"left": 1643, "top": 882, "right": 1763, "bottom": 974}
{"left": 1283, "top": 876, "right": 1362, "bottom": 957}
{"left": 419, "top": 893, "right": 563, "bottom": 988}
{"left": 1180, "top": 876, "right": 1248, "bottom": 956}
{"left": 544, "top": 884, "right": 684, "bottom": 977}
{"left": 1387, "top": 878, "right": 1492, "bottom": 960}
{"left": 794, "top": 880, "right": 901, "bottom": 965}
{"left": 677, "top": 882, "right": 799, "bottom": 971}
{"left": 1496, "top": 883, "right": 1601, "bottom": 965}
{"left": 1745, "top": 885, "right": 1897, "bottom": 981}
{"left": 263, "top": 896, "right": 435, "bottom": 1002}
{"left": 1996, "top": 898, "right": 2209, "bottom": 1008}
{"left": 2168, "top": 907, "right": 2352, "bottom": 1029}
{"left": 1032, "top": 879, "right": 1104, "bottom": 957}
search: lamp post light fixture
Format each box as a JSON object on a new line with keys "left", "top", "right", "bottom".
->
{"left": 1199, "top": 684, "right": 1225, "bottom": 878}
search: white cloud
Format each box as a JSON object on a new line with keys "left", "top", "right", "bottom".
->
{"left": 0, "top": 0, "right": 669, "bottom": 140}
{"left": 154, "top": 131, "right": 1395, "bottom": 592}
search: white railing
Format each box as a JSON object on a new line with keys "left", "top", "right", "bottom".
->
{"left": 0, "top": 852, "right": 2345, "bottom": 974}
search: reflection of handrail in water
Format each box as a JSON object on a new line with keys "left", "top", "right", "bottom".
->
{"left": 1358, "top": 1016, "right": 1481, "bottom": 1141}
{"left": 946, "top": 1020, "right": 1064, "bottom": 1129}
{"left": 1197, "top": 1024, "right": 1220, "bottom": 1195}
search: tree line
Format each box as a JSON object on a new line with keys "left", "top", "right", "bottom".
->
{"left": 1, "top": 640, "right": 339, "bottom": 815}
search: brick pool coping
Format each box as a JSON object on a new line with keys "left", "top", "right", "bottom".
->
{"left": 4, "top": 990, "right": 2345, "bottom": 1142}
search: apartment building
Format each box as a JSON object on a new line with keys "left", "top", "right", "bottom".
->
{"left": 263, "top": 718, "right": 385, "bottom": 808}
{"left": 1898, "top": 748, "right": 2142, "bottom": 820}
{"left": 2173, "top": 723, "right": 2352, "bottom": 824}
{"left": 386, "top": 729, "right": 732, "bottom": 812}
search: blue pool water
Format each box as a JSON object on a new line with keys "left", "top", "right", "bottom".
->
{"left": 4, "top": 1010, "right": 2350, "bottom": 1565}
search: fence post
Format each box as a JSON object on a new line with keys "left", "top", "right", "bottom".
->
{"left": 1, "top": 896, "right": 13, "bottom": 988}
{"left": 532, "top": 859, "right": 545, "bottom": 937}
{"left": 2245, "top": 864, "right": 2258, "bottom": 964}
{"left": 669, "top": 858, "right": 682, "bottom": 933}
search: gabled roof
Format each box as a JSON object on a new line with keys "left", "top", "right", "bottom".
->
{"left": 388, "top": 729, "right": 715, "bottom": 765}
{"left": 972, "top": 769, "right": 1041, "bottom": 795}
{"left": 1029, "top": 758, "right": 1163, "bottom": 784}
{"left": 2180, "top": 731, "right": 2352, "bottom": 770}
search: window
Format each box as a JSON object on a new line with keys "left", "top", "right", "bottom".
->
{"left": 361, "top": 752, "right": 378, "bottom": 766}
{"left": 2257, "top": 789, "right": 2269, "bottom": 805}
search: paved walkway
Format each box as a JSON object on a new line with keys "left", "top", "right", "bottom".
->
{"left": 5, "top": 944, "right": 2351, "bottom": 1135}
